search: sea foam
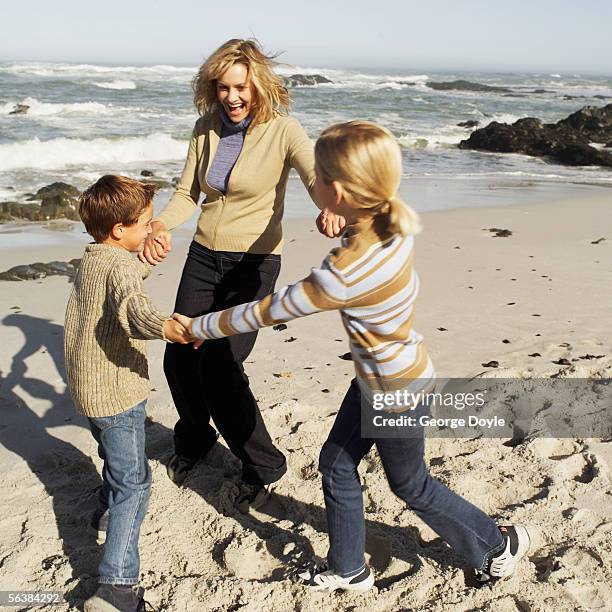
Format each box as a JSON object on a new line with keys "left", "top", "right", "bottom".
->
{"left": 0, "top": 133, "right": 187, "bottom": 171}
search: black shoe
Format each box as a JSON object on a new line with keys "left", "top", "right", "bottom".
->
{"left": 234, "top": 483, "right": 273, "bottom": 514}
{"left": 90, "top": 508, "right": 109, "bottom": 541}
{"left": 84, "top": 584, "right": 148, "bottom": 612}
{"left": 166, "top": 453, "right": 199, "bottom": 485}
{"left": 475, "top": 525, "right": 531, "bottom": 583}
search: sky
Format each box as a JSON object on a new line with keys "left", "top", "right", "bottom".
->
{"left": 1, "top": 0, "right": 610, "bottom": 74}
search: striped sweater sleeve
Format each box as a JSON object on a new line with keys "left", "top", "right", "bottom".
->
{"left": 108, "top": 262, "right": 169, "bottom": 340}
{"left": 192, "top": 253, "right": 347, "bottom": 340}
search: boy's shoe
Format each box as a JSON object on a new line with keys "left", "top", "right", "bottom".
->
{"left": 84, "top": 584, "right": 147, "bottom": 612}
{"left": 297, "top": 561, "right": 374, "bottom": 592}
{"left": 475, "top": 525, "right": 531, "bottom": 583}
{"left": 166, "top": 453, "right": 199, "bottom": 485}
{"left": 90, "top": 508, "right": 109, "bottom": 542}
{"left": 234, "top": 483, "right": 273, "bottom": 514}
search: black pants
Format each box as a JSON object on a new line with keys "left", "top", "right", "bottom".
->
{"left": 164, "top": 241, "right": 287, "bottom": 485}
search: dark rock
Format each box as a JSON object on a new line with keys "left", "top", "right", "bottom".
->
{"left": 0, "top": 201, "right": 47, "bottom": 222}
{"left": 273, "top": 323, "right": 288, "bottom": 331}
{"left": 40, "top": 194, "right": 80, "bottom": 221}
{"left": 140, "top": 170, "right": 155, "bottom": 177}
{"left": 338, "top": 352, "right": 352, "bottom": 360}
{"left": 459, "top": 104, "right": 612, "bottom": 167}
{"left": 282, "top": 74, "right": 332, "bottom": 87}
{"left": 487, "top": 227, "right": 512, "bottom": 237}
{"left": 556, "top": 104, "right": 612, "bottom": 141}
{"left": 552, "top": 358, "right": 571, "bottom": 366}
{"left": 591, "top": 237, "right": 606, "bottom": 244}
{"left": 0, "top": 259, "right": 81, "bottom": 281}
{"left": 28, "top": 182, "right": 80, "bottom": 201}
{"left": 528, "top": 353, "right": 541, "bottom": 357}
{"left": 606, "top": 141, "right": 612, "bottom": 148}
{"left": 141, "top": 177, "right": 172, "bottom": 189}
{"left": 9, "top": 103, "right": 29, "bottom": 115}
{"left": 457, "top": 120, "right": 479, "bottom": 128}
{"left": 482, "top": 360, "right": 499, "bottom": 368}
{"left": 426, "top": 80, "right": 511, "bottom": 93}
{"left": 593, "top": 95, "right": 610, "bottom": 100}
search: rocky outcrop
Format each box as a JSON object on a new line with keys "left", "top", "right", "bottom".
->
{"left": 457, "top": 120, "right": 479, "bottom": 128}
{"left": 556, "top": 104, "right": 612, "bottom": 141}
{"left": 27, "top": 182, "right": 81, "bottom": 201}
{"left": 459, "top": 104, "right": 612, "bottom": 167}
{"left": 9, "top": 104, "right": 30, "bottom": 115}
{"left": 282, "top": 74, "right": 332, "bottom": 87}
{"left": 1, "top": 182, "right": 81, "bottom": 223}
{"left": 426, "top": 80, "right": 511, "bottom": 93}
{"left": 0, "top": 259, "right": 81, "bottom": 281}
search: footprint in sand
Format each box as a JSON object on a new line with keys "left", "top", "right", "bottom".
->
{"left": 222, "top": 533, "right": 282, "bottom": 580}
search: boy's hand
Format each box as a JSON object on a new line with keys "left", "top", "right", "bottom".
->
{"left": 140, "top": 220, "right": 172, "bottom": 265}
{"left": 163, "top": 319, "right": 192, "bottom": 344}
{"left": 172, "top": 313, "right": 204, "bottom": 349}
{"left": 316, "top": 208, "right": 346, "bottom": 238}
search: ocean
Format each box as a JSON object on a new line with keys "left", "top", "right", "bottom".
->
{"left": 1, "top": 61, "right": 611, "bottom": 238}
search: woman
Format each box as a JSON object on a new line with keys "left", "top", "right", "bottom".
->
{"left": 141, "top": 39, "right": 343, "bottom": 512}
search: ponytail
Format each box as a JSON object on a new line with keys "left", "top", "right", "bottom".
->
{"left": 384, "top": 196, "right": 421, "bottom": 237}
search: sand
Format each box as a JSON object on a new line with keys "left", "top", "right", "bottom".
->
{"left": 0, "top": 195, "right": 610, "bottom": 611}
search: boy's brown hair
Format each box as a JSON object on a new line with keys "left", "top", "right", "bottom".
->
{"left": 78, "top": 175, "right": 157, "bottom": 242}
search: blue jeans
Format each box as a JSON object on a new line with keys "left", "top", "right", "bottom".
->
{"left": 318, "top": 380, "right": 505, "bottom": 576}
{"left": 88, "top": 400, "right": 151, "bottom": 585}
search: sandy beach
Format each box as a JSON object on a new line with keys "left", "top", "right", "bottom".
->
{"left": 0, "top": 194, "right": 611, "bottom": 611}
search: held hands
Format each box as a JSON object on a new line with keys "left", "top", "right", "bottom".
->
{"left": 163, "top": 318, "right": 193, "bottom": 344}
{"left": 316, "top": 208, "right": 346, "bottom": 238}
{"left": 171, "top": 313, "right": 204, "bottom": 349}
{"left": 140, "top": 220, "right": 172, "bottom": 265}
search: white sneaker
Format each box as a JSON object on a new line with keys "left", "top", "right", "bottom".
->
{"left": 476, "top": 525, "right": 531, "bottom": 583}
{"left": 297, "top": 562, "right": 374, "bottom": 592}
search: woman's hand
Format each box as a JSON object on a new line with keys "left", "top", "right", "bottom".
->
{"left": 316, "top": 208, "right": 346, "bottom": 238}
{"left": 140, "top": 220, "right": 172, "bottom": 265}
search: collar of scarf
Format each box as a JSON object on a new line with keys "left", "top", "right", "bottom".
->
{"left": 219, "top": 108, "right": 252, "bottom": 133}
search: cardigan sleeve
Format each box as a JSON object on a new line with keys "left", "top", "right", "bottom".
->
{"left": 284, "top": 117, "right": 324, "bottom": 209}
{"left": 156, "top": 122, "right": 202, "bottom": 230}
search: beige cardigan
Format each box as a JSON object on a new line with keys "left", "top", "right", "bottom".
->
{"left": 156, "top": 113, "right": 320, "bottom": 254}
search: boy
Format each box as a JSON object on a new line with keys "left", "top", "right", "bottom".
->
{"left": 63, "top": 175, "right": 189, "bottom": 612}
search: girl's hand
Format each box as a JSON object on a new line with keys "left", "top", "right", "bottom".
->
{"left": 316, "top": 208, "right": 346, "bottom": 238}
{"left": 140, "top": 220, "right": 172, "bottom": 265}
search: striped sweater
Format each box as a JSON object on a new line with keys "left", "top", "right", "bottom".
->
{"left": 191, "top": 215, "right": 435, "bottom": 397}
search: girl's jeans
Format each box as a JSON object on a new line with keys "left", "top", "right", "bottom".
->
{"left": 318, "top": 380, "right": 505, "bottom": 577}
{"left": 88, "top": 400, "right": 151, "bottom": 585}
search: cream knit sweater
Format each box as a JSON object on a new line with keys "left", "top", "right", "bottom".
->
{"left": 64, "top": 244, "right": 169, "bottom": 417}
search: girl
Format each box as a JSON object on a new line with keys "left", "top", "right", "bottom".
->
{"left": 174, "top": 121, "right": 530, "bottom": 591}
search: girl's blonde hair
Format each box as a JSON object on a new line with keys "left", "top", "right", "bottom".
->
{"left": 315, "top": 121, "right": 420, "bottom": 236}
{"left": 192, "top": 38, "right": 290, "bottom": 125}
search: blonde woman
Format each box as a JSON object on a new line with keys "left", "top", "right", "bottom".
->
{"left": 175, "top": 121, "right": 531, "bottom": 592}
{"left": 141, "top": 39, "right": 343, "bottom": 509}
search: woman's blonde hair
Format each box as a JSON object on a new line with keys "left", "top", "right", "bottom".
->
{"left": 315, "top": 121, "right": 420, "bottom": 236}
{"left": 192, "top": 38, "right": 290, "bottom": 125}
